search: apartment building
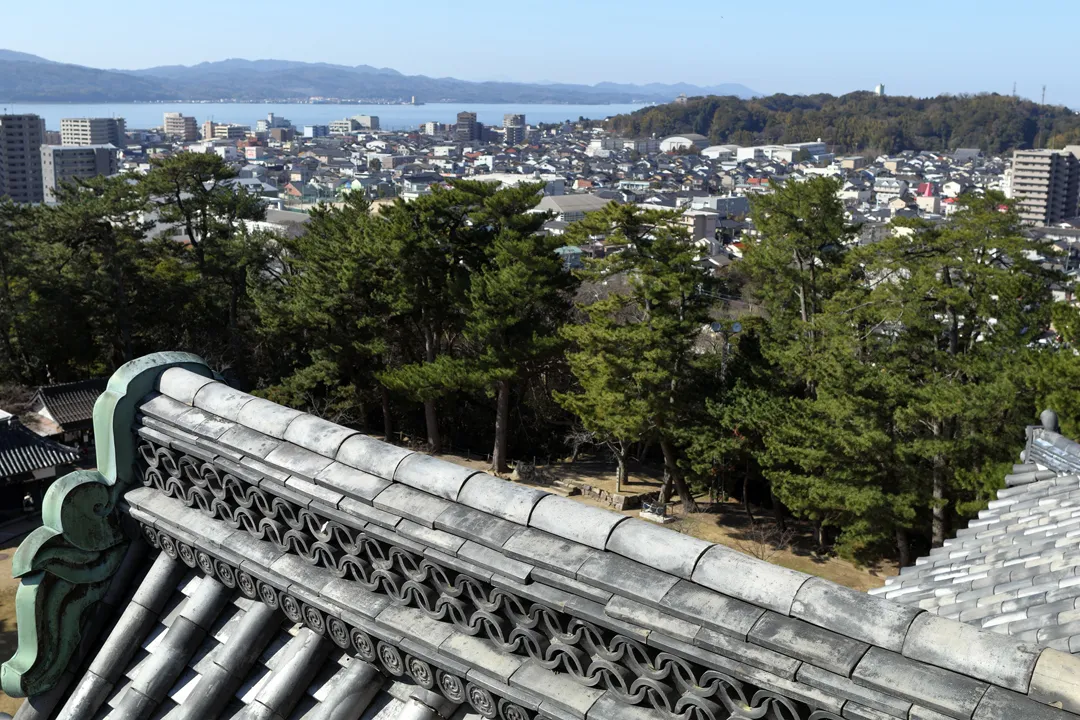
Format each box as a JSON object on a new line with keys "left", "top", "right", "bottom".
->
{"left": 456, "top": 112, "right": 480, "bottom": 142}
{"left": 503, "top": 114, "right": 526, "bottom": 145}
{"left": 1011, "top": 149, "right": 1080, "bottom": 226}
{"left": 59, "top": 118, "right": 126, "bottom": 147}
{"left": 40, "top": 145, "right": 119, "bottom": 202}
{"left": 353, "top": 115, "right": 379, "bottom": 130}
{"left": 0, "top": 114, "right": 45, "bottom": 204}
{"left": 163, "top": 112, "right": 199, "bottom": 142}
{"left": 213, "top": 124, "right": 249, "bottom": 140}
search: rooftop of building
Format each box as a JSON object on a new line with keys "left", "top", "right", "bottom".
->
{"left": 6, "top": 353, "right": 1080, "bottom": 720}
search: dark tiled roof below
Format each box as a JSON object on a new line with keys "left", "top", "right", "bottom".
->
{"left": 50, "top": 552, "right": 462, "bottom": 720}
{"left": 34, "top": 378, "right": 107, "bottom": 429}
{"left": 0, "top": 418, "right": 79, "bottom": 479}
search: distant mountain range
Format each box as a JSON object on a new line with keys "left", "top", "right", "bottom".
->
{"left": 0, "top": 50, "right": 760, "bottom": 104}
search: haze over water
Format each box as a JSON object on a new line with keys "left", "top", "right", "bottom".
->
{"left": 3, "top": 102, "right": 648, "bottom": 132}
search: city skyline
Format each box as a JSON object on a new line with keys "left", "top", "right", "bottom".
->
{"left": 5, "top": 0, "right": 1080, "bottom": 106}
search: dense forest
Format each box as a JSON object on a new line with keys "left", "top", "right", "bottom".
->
{"left": 606, "top": 92, "right": 1080, "bottom": 154}
{"left": 2, "top": 157, "right": 1079, "bottom": 566}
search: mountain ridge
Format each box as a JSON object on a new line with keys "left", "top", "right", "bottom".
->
{"left": 0, "top": 50, "right": 760, "bottom": 103}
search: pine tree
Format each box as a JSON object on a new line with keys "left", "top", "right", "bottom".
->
{"left": 257, "top": 193, "right": 394, "bottom": 432}
{"left": 372, "top": 186, "right": 482, "bottom": 452}
{"left": 866, "top": 194, "right": 1055, "bottom": 547}
{"left": 738, "top": 176, "right": 856, "bottom": 533}
{"left": 558, "top": 204, "right": 715, "bottom": 510}
{"left": 455, "top": 182, "right": 577, "bottom": 473}
{"left": 142, "top": 152, "right": 268, "bottom": 376}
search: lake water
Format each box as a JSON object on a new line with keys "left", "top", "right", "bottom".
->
{"left": 2, "top": 102, "right": 647, "bottom": 132}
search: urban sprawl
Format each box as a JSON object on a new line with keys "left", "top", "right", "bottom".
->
{"left": 2, "top": 108, "right": 1080, "bottom": 285}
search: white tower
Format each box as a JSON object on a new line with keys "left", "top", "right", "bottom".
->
{"left": 874, "top": 84, "right": 886, "bottom": 96}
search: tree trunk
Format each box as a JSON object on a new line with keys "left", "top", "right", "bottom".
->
{"left": 380, "top": 386, "right": 393, "bottom": 441}
{"left": 492, "top": 379, "right": 511, "bottom": 474}
{"left": 814, "top": 519, "right": 825, "bottom": 552}
{"left": 424, "top": 399, "right": 441, "bottom": 453}
{"left": 422, "top": 327, "right": 441, "bottom": 453}
{"left": 932, "top": 420, "right": 947, "bottom": 547}
{"left": 661, "top": 438, "right": 698, "bottom": 513}
{"left": 896, "top": 526, "right": 911, "bottom": 567}
{"left": 932, "top": 458, "right": 947, "bottom": 547}
{"left": 742, "top": 463, "right": 754, "bottom": 523}
{"left": 659, "top": 466, "right": 672, "bottom": 505}
{"left": 228, "top": 274, "right": 243, "bottom": 377}
{"left": 770, "top": 488, "right": 786, "bottom": 530}
{"left": 615, "top": 444, "right": 628, "bottom": 493}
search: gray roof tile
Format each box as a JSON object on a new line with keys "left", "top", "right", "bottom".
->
{"left": 392, "top": 453, "right": 479, "bottom": 500}
{"left": 455, "top": 472, "right": 549, "bottom": 524}
{"left": 792, "top": 578, "right": 922, "bottom": 653}
{"left": 191, "top": 381, "right": 256, "bottom": 421}
{"left": 749, "top": 611, "right": 869, "bottom": 677}
{"left": 96, "top": 378, "right": 1080, "bottom": 720}
{"left": 604, "top": 519, "right": 712, "bottom": 579}
{"left": 236, "top": 397, "right": 304, "bottom": 439}
{"left": 335, "top": 433, "right": 412, "bottom": 478}
{"left": 528, "top": 495, "right": 627, "bottom": 550}
{"left": 691, "top": 544, "right": 811, "bottom": 615}
{"left": 371, "top": 484, "right": 451, "bottom": 528}
{"left": 282, "top": 414, "right": 359, "bottom": 458}
{"left": 156, "top": 367, "right": 215, "bottom": 405}
{"left": 853, "top": 647, "right": 989, "bottom": 718}
{"left": 658, "top": 579, "right": 765, "bottom": 641}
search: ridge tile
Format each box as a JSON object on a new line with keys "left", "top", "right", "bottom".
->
{"left": 372, "top": 483, "right": 452, "bottom": 528}
{"left": 528, "top": 496, "right": 627, "bottom": 550}
{"left": 313, "top": 461, "right": 390, "bottom": 503}
{"left": 575, "top": 552, "right": 679, "bottom": 606}
{"left": 283, "top": 414, "right": 359, "bottom": 458}
{"left": 503, "top": 528, "right": 598, "bottom": 576}
{"left": 691, "top": 545, "right": 811, "bottom": 615}
{"left": 336, "top": 434, "right": 413, "bottom": 479}
{"left": 191, "top": 381, "right": 256, "bottom": 421}
{"left": 434, "top": 503, "right": 523, "bottom": 550}
{"left": 392, "top": 453, "right": 480, "bottom": 501}
{"left": 605, "top": 519, "right": 711, "bottom": 579}
{"left": 263, "top": 442, "right": 334, "bottom": 480}
{"left": 156, "top": 367, "right": 215, "bottom": 405}
{"left": 791, "top": 578, "right": 922, "bottom": 654}
{"left": 975, "top": 686, "right": 1076, "bottom": 720}
{"left": 236, "top": 397, "right": 304, "bottom": 439}
{"left": 902, "top": 613, "right": 1040, "bottom": 693}
{"left": 604, "top": 596, "right": 700, "bottom": 644}
{"left": 456, "top": 473, "right": 549, "bottom": 525}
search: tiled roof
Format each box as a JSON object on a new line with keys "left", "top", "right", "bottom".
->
{"left": 0, "top": 416, "right": 79, "bottom": 479}
{"left": 34, "top": 378, "right": 107, "bottom": 429}
{"left": 874, "top": 418, "right": 1080, "bottom": 657}
{"left": 55, "top": 554, "right": 447, "bottom": 720}
{"left": 28, "top": 370, "right": 1080, "bottom": 719}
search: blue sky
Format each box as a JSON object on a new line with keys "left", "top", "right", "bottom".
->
{"left": 7, "top": 0, "right": 1080, "bottom": 104}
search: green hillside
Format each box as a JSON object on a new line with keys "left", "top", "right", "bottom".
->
{"left": 606, "top": 92, "right": 1080, "bottom": 154}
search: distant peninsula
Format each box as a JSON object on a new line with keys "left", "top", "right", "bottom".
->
{"left": 0, "top": 50, "right": 759, "bottom": 104}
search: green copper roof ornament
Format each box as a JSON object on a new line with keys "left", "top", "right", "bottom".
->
{"left": 1, "top": 352, "right": 213, "bottom": 698}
